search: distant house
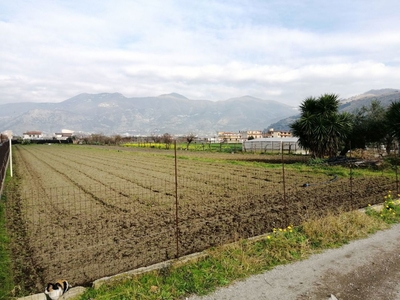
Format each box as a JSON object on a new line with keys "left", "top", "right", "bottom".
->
{"left": 217, "top": 131, "right": 242, "bottom": 143}
{"left": 55, "top": 132, "right": 73, "bottom": 140}
{"left": 263, "top": 128, "right": 293, "bottom": 138}
{"left": 239, "top": 130, "right": 263, "bottom": 140}
{"left": 23, "top": 131, "right": 43, "bottom": 140}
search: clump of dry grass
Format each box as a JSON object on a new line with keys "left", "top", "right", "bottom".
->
{"left": 301, "top": 210, "right": 388, "bottom": 249}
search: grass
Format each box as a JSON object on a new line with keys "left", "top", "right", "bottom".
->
{"left": 123, "top": 142, "right": 244, "bottom": 153}
{"left": 0, "top": 169, "right": 15, "bottom": 300}
{"left": 76, "top": 194, "right": 399, "bottom": 300}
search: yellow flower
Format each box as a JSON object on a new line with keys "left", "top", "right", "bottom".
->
{"left": 368, "top": 204, "right": 371, "bottom": 206}
{"left": 279, "top": 228, "right": 282, "bottom": 232}
{"left": 267, "top": 235, "right": 271, "bottom": 239}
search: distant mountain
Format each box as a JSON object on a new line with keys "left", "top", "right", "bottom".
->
{"left": 268, "top": 89, "right": 400, "bottom": 131}
{"left": 339, "top": 88, "right": 400, "bottom": 112}
{"left": 0, "top": 93, "right": 297, "bottom": 137}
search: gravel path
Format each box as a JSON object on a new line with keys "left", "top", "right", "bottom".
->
{"left": 188, "top": 223, "right": 400, "bottom": 300}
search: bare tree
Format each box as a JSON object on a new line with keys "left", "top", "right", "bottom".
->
{"left": 90, "top": 133, "right": 107, "bottom": 145}
{"left": 162, "top": 133, "right": 173, "bottom": 149}
{"left": 112, "top": 134, "right": 122, "bottom": 145}
{"left": 151, "top": 134, "right": 162, "bottom": 143}
{"left": 185, "top": 133, "right": 196, "bottom": 150}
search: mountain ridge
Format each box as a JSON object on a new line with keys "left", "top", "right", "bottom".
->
{"left": 0, "top": 93, "right": 295, "bottom": 136}
{"left": 269, "top": 88, "right": 400, "bottom": 131}
{"left": 3, "top": 89, "right": 398, "bottom": 136}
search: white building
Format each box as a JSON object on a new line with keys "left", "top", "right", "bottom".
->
{"left": 242, "top": 137, "right": 305, "bottom": 154}
{"left": 23, "top": 131, "right": 43, "bottom": 140}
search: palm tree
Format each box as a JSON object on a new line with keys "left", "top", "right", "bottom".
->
{"left": 290, "top": 94, "right": 352, "bottom": 158}
{"left": 386, "top": 101, "right": 400, "bottom": 153}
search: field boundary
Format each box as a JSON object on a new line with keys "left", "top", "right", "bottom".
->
{"left": 4, "top": 144, "right": 400, "bottom": 297}
{"left": 16, "top": 203, "right": 390, "bottom": 300}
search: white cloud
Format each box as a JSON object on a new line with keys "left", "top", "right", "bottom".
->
{"left": 1, "top": 0, "right": 400, "bottom": 106}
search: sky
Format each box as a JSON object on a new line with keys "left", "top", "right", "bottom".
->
{"left": 1, "top": 0, "right": 400, "bottom": 107}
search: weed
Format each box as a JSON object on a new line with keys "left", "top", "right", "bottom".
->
{"left": 365, "top": 191, "right": 400, "bottom": 224}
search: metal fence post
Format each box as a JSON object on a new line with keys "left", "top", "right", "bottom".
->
{"left": 349, "top": 142, "right": 353, "bottom": 208}
{"left": 281, "top": 149, "right": 288, "bottom": 225}
{"left": 174, "top": 140, "right": 179, "bottom": 258}
{"left": 396, "top": 151, "right": 399, "bottom": 196}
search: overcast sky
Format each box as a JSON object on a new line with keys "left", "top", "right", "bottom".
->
{"left": 1, "top": 0, "right": 400, "bottom": 106}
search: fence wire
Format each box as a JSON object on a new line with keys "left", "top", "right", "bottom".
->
{"left": 0, "top": 144, "right": 399, "bottom": 296}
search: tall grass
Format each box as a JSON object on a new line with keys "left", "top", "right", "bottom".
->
{"left": 0, "top": 169, "right": 14, "bottom": 300}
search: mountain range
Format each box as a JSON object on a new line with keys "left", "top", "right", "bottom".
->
{"left": 1, "top": 89, "right": 399, "bottom": 137}
{"left": 0, "top": 93, "right": 297, "bottom": 136}
{"left": 269, "top": 88, "right": 400, "bottom": 131}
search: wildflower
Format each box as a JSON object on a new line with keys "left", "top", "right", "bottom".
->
{"left": 279, "top": 228, "right": 282, "bottom": 232}
{"left": 267, "top": 236, "right": 271, "bottom": 240}
{"left": 368, "top": 204, "right": 371, "bottom": 207}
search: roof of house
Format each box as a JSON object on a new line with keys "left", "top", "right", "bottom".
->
{"left": 244, "top": 137, "right": 299, "bottom": 143}
{"left": 23, "top": 131, "right": 42, "bottom": 135}
{"left": 55, "top": 132, "right": 73, "bottom": 137}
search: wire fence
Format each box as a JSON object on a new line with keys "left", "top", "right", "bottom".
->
{"left": 0, "top": 141, "right": 10, "bottom": 196}
{"left": 1, "top": 144, "right": 399, "bottom": 296}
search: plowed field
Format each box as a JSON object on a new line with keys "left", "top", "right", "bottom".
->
{"left": 4, "top": 144, "right": 397, "bottom": 294}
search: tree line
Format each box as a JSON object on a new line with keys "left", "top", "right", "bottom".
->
{"left": 290, "top": 94, "right": 400, "bottom": 158}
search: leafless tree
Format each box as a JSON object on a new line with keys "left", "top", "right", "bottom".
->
{"left": 112, "top": 134, "right": 122, "bottom": 145}
{"left": 185, "top": 133, "right": 196, "bottom": 150}
{"left": 162, "top": 133, "right": 173, "bottom": 149}
{"left": 151, "top": 134, "right": 162, "bottom": 143}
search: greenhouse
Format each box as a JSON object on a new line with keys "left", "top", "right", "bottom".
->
{"left": 242, "top": 137, "right": 305, "bottom": 154}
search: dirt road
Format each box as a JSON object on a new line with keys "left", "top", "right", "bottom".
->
{"left": 189, "top": 223, "right": 400, "bottom": 300}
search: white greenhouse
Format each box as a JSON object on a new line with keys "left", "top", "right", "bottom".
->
{"left": 242, "top": 137, "right": 306, "bottom": 154}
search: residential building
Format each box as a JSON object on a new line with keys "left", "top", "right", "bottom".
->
{"left": 23, "top": 131, "right": 43, "bottom": 140}
{"left": 217, "top": 131, "right": 242, "bottom": 143}
{"left": 54, "top": 132, "right": 73, "bottom": 140}
{"left": 263, "top": 128, "right": 293, "bottom": 138}
{"left": 239, "top": 130, "right": 263, "bottom": 140}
